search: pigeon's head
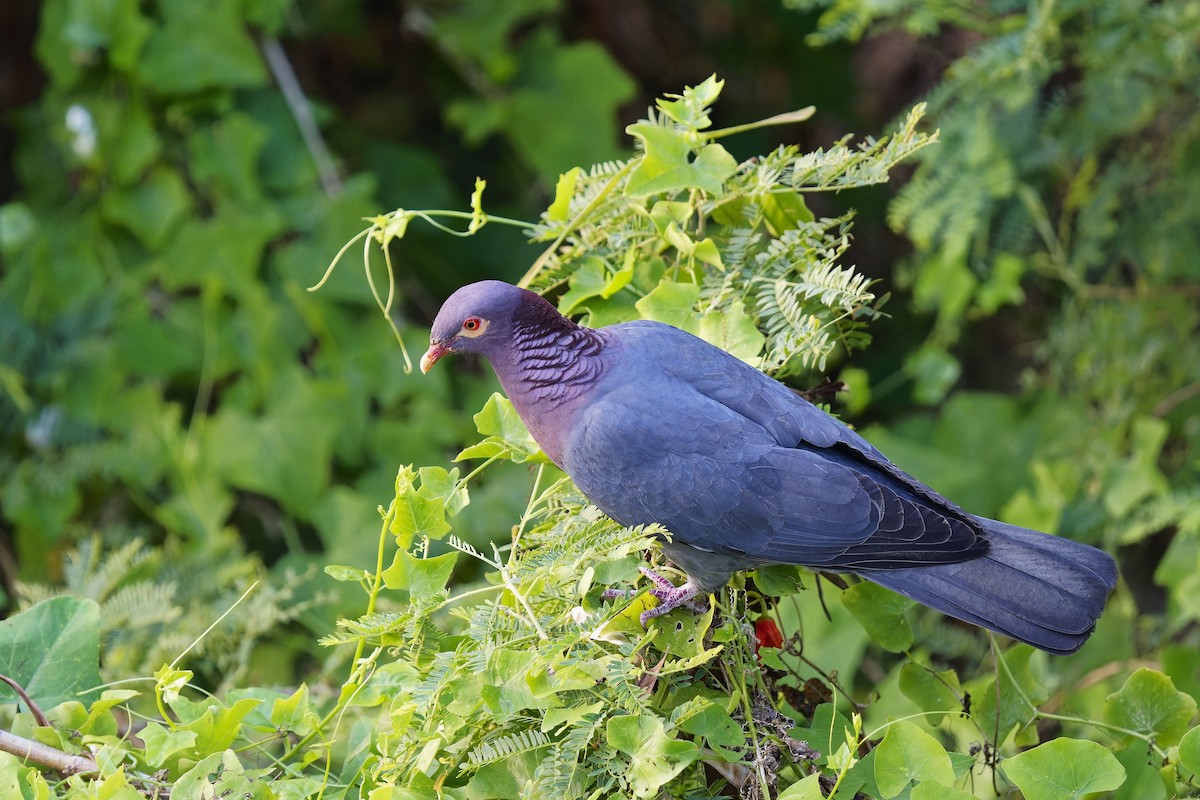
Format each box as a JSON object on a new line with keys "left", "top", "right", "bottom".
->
{"left": 421, "top": 280, "right": 553, "bottom": 373}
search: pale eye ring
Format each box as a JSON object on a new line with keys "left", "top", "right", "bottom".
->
{"left": 460, "top": 316, "right": 488, "bottom": 337}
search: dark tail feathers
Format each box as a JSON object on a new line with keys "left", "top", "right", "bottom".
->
{"left": 866, "top": 518, "right": 1118, "bottom": 655}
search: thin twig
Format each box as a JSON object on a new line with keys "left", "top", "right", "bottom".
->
{"left": 260, "top": 37, "right": 343, "bottom": 197}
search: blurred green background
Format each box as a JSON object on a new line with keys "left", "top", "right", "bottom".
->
{"left": 1, "top": 0, "right": 1198, "bottom": 692}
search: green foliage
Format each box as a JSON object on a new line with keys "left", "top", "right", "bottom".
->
{"left": 17, "top": 536, "right": 320, "bottom": 691}
{"left": 787, "top": 10, "right": 1200, "bottom": 794}
{"left": 6, "top": 0, "right": 1200, "bottom": 795}
{"left": 311, "top": 79, "right": 1200, "bottom": 799}
{"left": 0, "top": 597, "right": 101, "bottom": 710}
{"left": 2, "top": 0, "right": 520, "bottom": 606}
{"left": 791, "top": 0, "right": 1200, "bottom": 495}
{"left": 433, "top": 0, "right": 636, "bottom": 181}
{"left": 349, "top": 76, "right": 933, "bottom": 380}
{"left": 1001, "top": 739, "right": 1126, "bottom": 800}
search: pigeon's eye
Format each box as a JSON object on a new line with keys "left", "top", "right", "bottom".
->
{"left": 460, "top": 316, "right": 488, "bottom": 337}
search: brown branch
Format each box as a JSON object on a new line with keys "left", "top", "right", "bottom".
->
{"left": 0, "top": 729, "right": 98, "bottom": 777}
{"left": 1153, "top": 381, "right": 1200, "bottom": 418}
{"left": 0, "top": 674, "right": 49, "bottom": 727}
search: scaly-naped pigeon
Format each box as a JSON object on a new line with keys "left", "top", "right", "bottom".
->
{"left": 421, "top": 280, "right": 1117, "bottom": 654}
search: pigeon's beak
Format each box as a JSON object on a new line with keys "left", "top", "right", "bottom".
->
{"left": 420, "top": 341, "right": 451, "bottom": 374}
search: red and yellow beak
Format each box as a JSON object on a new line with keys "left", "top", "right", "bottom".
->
{"left": 420, "top": 341, "right": 451, "bottom": 374}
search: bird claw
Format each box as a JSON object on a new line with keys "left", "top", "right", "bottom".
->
{"left": 602, "top": 567, "right": 707, "bottom": 626}
{"left": 599, "top": 587, "right": 631, "bottom": 601}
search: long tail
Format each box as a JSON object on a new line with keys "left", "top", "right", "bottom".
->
{"left": 865, "top": 518, "right": 1118, "bottom": 655}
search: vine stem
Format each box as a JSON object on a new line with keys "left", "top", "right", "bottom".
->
{"left": 702, "top": 106, "right": 815, "bottom": 140}
{"left": 283, "top": 456, "right": 511, "bottom": 766}
{"left": 987, "top": 634, "right": 1170, "bottom": 761}
{"left": 494, "top": 543, "right": 549, "bottom": 640}
{"left": 279, "top": 501, "right": 398, "bottom": 766}
{"left": 169, "top": 580, "right": 259, "bottom": 668}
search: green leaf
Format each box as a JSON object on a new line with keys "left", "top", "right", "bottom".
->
{"left": 558, "top": 257, "right": 614, "bottom": 316}
{"left": 795, "top": 703, "right": 856, "bottom": 768}
{"left": 96, "top": 97, "right": 161, "bottom": 185}
{"left": 625, "top": 122, "right": 738, "bottom": 196}
{"left": 465, "top": 749, "right": 541, "bottom": 800}
{"left": 388, "top": 466, "right": 453, "bottom": 547}
{"left": 457, "top": 393, "right": 548, "bottom": 464}
{"left": 1179, "top": 725, "right": 1200, "bottom": 777}
{"left": 154, "top": 664, "right": 191, "bottom": 707}
{"left": 0, "top": 752, "right": 52, "bottom": 799}
{"left": 187, "top": 112, "right": 270, "bottom": 204}
{"left": 527, "top": 658, "right": 608, "bottom": 699}
{"left": 547, "top": 167, "right": 583, "bottom": 221}
{"left": 202, "top": 368, "right": 344, "bottom": 517}
{"left": 674, "top": 696, "right": 745, "bottom": 754}
{"left": 468, "top": 177, "right": 487, "bottom": 233}
{"left": 1113, "top": 744, "right": 1168, "bottom": 800}
{"left": 140, "top": 720, "right": 198, "bottom": 768}
{"left": 137, "top": 0, "right": 267, "bottom": 94}
{"left": 761, "top": 189, "right": 815, "bottom": 234}
{"left": 541, "top": 701, "right": 605, "bottom": 733}
{"left": 173, "top": 751, "right": 268, "bottom": 800}
{"left": 904, "top": 344, "right": 962, "bottom": 405}
{"left": 381, "top": 550, "right": 458, "bottom": 599}
{"left": 100, "top": 165, "right": 192, "bottom": 250}
{"left": 1103, "top": 667, "right": 1198, "bottom": 747}
{"left": 34, "top": 0, "right": 152, "bottom": 85}
{"left": 496, "top": 37, "right": 636, "bottom": 180}
{"left": 481, "top": 649, "right": 544, "bottom": 717}
{"left": 778, "top": 773, "right": 824, "bottom": 800}
{"left": 269, "top": 685, "right": 312, "bottom": 734}
{"left": 155, "top": 207, "right": 284, "bottom": 292}
{"left": 656, "top": 74, "right": 723, "bottom": 128}
{"left": 324, "top": 565, "right": 367, "bottom": 583}
{"left": 899, "top": 662, "right": 964, "bottom": 714}
{"left": 697, "top": 301, "right": 766, "bottom": 364}
{"left": 873, "top": 720, "right": 954, "bottom": 799}
{"left": 416, "top": 466, "right": 470, "bottom": 516}
{"left": 606, "top": 714, "right": 700, "bottom": 798}
{"left": 1001, "top": 738, "right": 1126, "bottom": 800}
{"left": 635, "top": 280, "right": 700, "bottom": 333}
{"left": 177, "top": 697, "right": 262, "bottom": 755}
{"left": 841, "top": 582, "right": 914, "bottom": 652}
{"left": 0, "top": 597, "right": 102, "bottom": 709}
{"left": 1104, "top": 416, "right": 1171, "bottom": 517}
{"left": 650, "top": 595, "right": 714, "bottom": 659}
{"left": 752, "top": 564, "right": 806, "bottom": 596}
{"left": 911, "top": 780, "right": 975, "bottom": 800}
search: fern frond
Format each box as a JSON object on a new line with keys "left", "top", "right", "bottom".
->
{"left": 529, "top": 710, "right": 609, "bottom": 797}
{"left": 101, "top": 581, "right": 180, "bottom": 631}
{"left": 447, "top": 535, "right": 488, "bottom": 564}
{"left": 63, "top": 537, "right": 152, "bottom": 600}
{"left": 463, "top": 729, "right": 552, "bottom": 770}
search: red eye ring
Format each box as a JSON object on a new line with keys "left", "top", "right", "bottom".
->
{"left": 463, "top": 317, "right": 481, "bottom": 331}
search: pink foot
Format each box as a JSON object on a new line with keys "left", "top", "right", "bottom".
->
{"left": 602, "top": 567, "right": 708, "bottom": 626}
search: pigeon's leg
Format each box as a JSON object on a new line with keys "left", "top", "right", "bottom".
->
{"left": 601, "top": 567, "right": 709, "bottom": 622}
{"left": 640, "top": 577, "right": 705, "bottom": 626}
{"left": 600, "top": 566, "right": 676, "bottom": 600}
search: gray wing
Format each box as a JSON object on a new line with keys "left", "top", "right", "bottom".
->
{"left": 562, "top": 356, "right": 984, "bottom": 570}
